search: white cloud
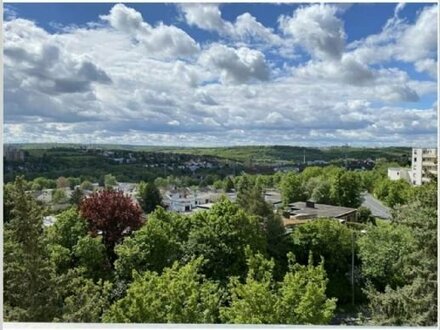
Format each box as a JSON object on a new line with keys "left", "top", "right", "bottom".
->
{"left": 101, "top": 3, "right": 199, "bottom": 58}
{"left": 279, "top": 4, "right": 346, "bottom": 61}
{"left": 199, "top": 44, "right": 270, "bottom": 84}
{"left": 3, "top": 3, "right": 437, "bottom": 147}
{"left": 179, "top": 3, "right": 282, "bottom": 47}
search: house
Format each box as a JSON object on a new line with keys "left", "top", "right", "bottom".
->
{"left": 284, "top": 201, "right": 357, "bottom": 227}
{"left": 387, "top": 167, "right": 411, "bottom": 184}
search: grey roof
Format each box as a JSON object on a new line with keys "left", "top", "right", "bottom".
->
{"left": 288, "top": 202, "right": 357, "bottom": 218}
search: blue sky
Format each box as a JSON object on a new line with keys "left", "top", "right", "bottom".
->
{"left": 3, "top": 3, "right": 438, "bottom": 146}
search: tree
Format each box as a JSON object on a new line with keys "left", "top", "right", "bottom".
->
{"left": 104, "top": 174, "right": 117, "bottom": 188}
{"left": 184, "top": 198, "right": 266, "bottom": 282}
{"left": 330, "top": 170, "right": 361, "bottom": 207}
{"left": 220, "top": 250, "right": 336, "bottom": 324}
{"left": 358, "top": 224, "right": 416, "bottom": 290}
{"left": 70, "top": 187, "right": 84, "bottom": 206}
{"left": 280, "top": 172, "right": 305, "bottom": 206}
{"left": 104, "top": 258, "right": 222, "bottom": 323}
{"left": 137, "top": 181, "right": 163, "bottom": 214}
{"left": 54, "top": 268, "right": 112, "bottom": 322}
{"left": 363, "top": 184, "right": 437, "bottom": 325}
{"left": 357, "top": 206, "right": 376, "bottom": 225}
{"left": 80, "top": 180, "right": 94, "bottom": 191}
{"left": 290, "top": 219, "right": 353, "bottom": 303}
{"left": 3, "top": 177, "right": 57, "bottom": 321}
{"left": 56, "top": 176, "right": 69, "bottom": 189}
{"left": 114, "top": 208, "right": 189, "bottom": 281}
{"left": 79, "top": 190, "right": 143, "bottom": 260}
{"left": 310, "top": 178, "right": 332, "bottom": 204}
{"left": 52, "top": 188, "right": 67, "bottom": 204}
{"left": 73, "top": 235, "right": 109, "bottom": 281}
{"left": 224, "top": 177, "right": 235, "bottom": 192}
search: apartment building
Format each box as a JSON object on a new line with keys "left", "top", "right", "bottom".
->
{"left": 411, "top": 148, "right": 438, "bottom": 186}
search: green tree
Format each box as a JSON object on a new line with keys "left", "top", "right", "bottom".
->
{"left": 220, "top": 251, "right": 336, "bottom": 324}
{"left": 114, "top": 208, "right": 189, "bottom": 281}
{"left": 280, "top": 172, "right": 305, "bottom": 206}
{"left": 69, "top": 187, "right": 84, "bottom": 206}
{"left": 364, "top": 184, "right": 437, "bottom": 325}
{"left": 52, "top": 188, "right": 67, "bottom": 204}
{"left": 104, "top": 258, "right": 222, "bottom": 323}
{"left": 224, "top": 177, "right": 235, "bottom": 192}
{"left": 137, "top": 181, "right": 163, "bottom": 214}
{"left": 104, "top": 174, "right": 117, "bottom": 188}
{"left": 80, "top": 180, "right": 94, "bottom": 191}
{"left": 291, "top": 219, "right": 353, "bottom": 303}
{"left": 73, "top": 235, "right": 109, "bottom": 281}
{"left": 185, "top": 198, "right": 266, "bottom": 282}
{"left": 358, "top": 224, "right": 416, "bottom": 290}
{"left": 310, "top": 178, "right": 332, "bottom": 204}
{"left": 4, "top": 177, "right": 57, "bottom": 321}
{"left": 330, "top": 170, "right": 361, "bottom": 207}
{"left": 357, "top": 206, "right": 376, "bottom": 225}
{"left": 54, "top": 268, "right": 112, "bottom": 322}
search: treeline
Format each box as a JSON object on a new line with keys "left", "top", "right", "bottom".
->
{"left": 3, "top": 174, "right": 437, "bottom": 325}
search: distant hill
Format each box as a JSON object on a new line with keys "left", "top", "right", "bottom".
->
{"left": 9, "top": 143, "right": 411, "bottom": 164}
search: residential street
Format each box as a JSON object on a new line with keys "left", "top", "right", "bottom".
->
{"left": 361, "top": 192, "right": 391, "bottom": 219}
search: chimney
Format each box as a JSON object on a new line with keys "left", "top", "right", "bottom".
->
{"left": 306, "top": 200, "right": 315, "bottom": 208}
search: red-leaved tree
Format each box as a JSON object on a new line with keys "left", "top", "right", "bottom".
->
{"left": 79, "top": 190, "right": 143, "bottom": 260}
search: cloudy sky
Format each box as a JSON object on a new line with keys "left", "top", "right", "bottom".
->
{"left": 3, "top": 2, "right": 438, "bottom": 147}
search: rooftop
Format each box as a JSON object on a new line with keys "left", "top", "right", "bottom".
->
{"left": 288, "top": 201, "right": 356, "bottom": 219}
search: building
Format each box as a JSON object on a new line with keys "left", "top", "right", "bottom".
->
{"left": 284, "top": 201, "right": 357, "bottom": 227}
{"left": 387, "top": 167, "right": 411, "bottom": 183}
{"left": 387, "top": 148, "right": 438, "bottom": 186}
{"left": 411, "top": 148, "right": 437, "bottom": 186}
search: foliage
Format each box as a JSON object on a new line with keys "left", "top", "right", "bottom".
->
{"left": 80, "top": 180, "right": 94, "bottom": 191}
{"left": 104, "top": 174, "right": 117, "bottom": 187}
{"left": 280, "top": 172, "right": 306, "bottom": 206}
{"left": 357, "top": 206, "right": 376, "bottom": 225}
{"left": 79, "top": 190, "right": 143, "bottom": 259}
{"left": 54, "top": 268, "right": 112, "bottom": 322}
{"left": 104, "top": 258, "right": 222, "bottom": 323}
{"left": 291, "top": 219, "right": 353, "bottom": 303}
{"left": 185, "top": 198, "right": 266, "bottom": 282}
{"left": 73, "top": 235, "right": 109, "bottom": 281}
{"left": 69, "top": 187, "right": 84, "bottom": 205}
{"left": 357, "top": 224, "right": 416, "bottom": 290}
{"left": 52, "top": 188, "right": 68, "bottom": 204}
{"left": 220, "top": 251, "right": 336, "bottom": 324}
{"left": 137, "top": 181, "right": 163, "bottom": 214}
{"left": 3, "top": 177, "right": 57, "bottom": 321}
{"left": 373, "top": 179, "right": 411, "bottom": 208}
{"left": 57, "top": 176, "right": 69, "bottom": 188}
{"left": 114, "top": 208, "right": 188, "bottom": 281}
{"left": 364, "top": 184, "right": 437, "bottom": 326}
{"left": 329, "top": 170, "right": 361, "bottom": 207}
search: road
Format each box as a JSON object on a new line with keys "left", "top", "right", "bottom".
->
{"left": 360, "top": 192, "right": 391, "bottom": 219}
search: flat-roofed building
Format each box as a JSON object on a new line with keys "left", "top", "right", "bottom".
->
{"left": 411, "top": 148, "right": 437, "bottom": 186}
{"left": 284, "top": 201, "right": 357, "bottom": 227}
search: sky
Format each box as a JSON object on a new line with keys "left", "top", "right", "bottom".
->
{"left": 3, "top": 2, "right": 438, "bottom": 147}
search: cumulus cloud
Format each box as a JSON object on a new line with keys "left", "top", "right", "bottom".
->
{"left": 279, "top": 4, "right": 346, "bottom": 60}
{"left": 199, "top": 44, "right": 270, "bottom": 84}
{"left": 3, "top": 3, "right": 437, "bottom": 147}
{"left": 179, "top": 3, "right": 282, "bottom": 46}
{"left": 101, "top": 3, "right": 199, "bottom": 58}
{"left": 348, "top": 4, "right": 438, "bottom": 77}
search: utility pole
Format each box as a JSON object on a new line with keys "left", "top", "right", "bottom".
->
{"left": 303, "top": 149, "right": 306, "bottom": 164}
{"left": 351, "top": 230, "right": 355, "bottom": 307}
